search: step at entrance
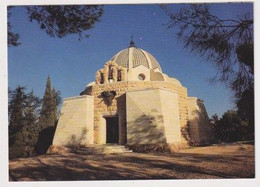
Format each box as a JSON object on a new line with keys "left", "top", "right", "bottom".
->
{"left": 76, "top": 144, "right": 132, "bottom": 154}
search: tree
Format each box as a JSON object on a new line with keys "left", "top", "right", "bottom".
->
{"left": 8, "top": 86, "right": 27, "bottom": 135}
{"left": 161, "top": 4, "right": 254, "bottom": 133}
{"left": 236, "top": 87, "right": 254, "bottom": 137}
{"left": 233, "top": 41, "right": 254, "bottom": 133}
{"left": 8, "top": 7, "right": 20, "bottom": 46}
{"left": 9, "top": 87, "right": 41, "bottom": 159}
{"left": 213, "top": 110, "right": 249, "bottom": 142}
{"left": 161, "top": 4, "right": 253, "bottom": 92}
{"left": 8, "top": 80, "right": 61, "bottom": 158}
{"left": 51, "top": 88, "right": 58, "bottom": 121}
{"left": 209, "top": 114, "right": 219, "bottom": 126}
{"left": 8, "top": 5, "right": 104, "bottom": 46}
{"left": 36, "top": 76, "right": 61, "bottom": 154}
{"left": 23, "top": 91, "right": 41, "bottom": 151}
{"left": 38, "top": 76, "right": 56, "bottom": 130}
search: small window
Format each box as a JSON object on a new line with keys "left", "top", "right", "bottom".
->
{"left": 100, "top": 73, "right": 104, "bottom": 84}
{"left": 108, "top": 65, "right": 113, "bottom": 80}
{"left": 117, "top": 70, "right": 122, "bottom": 81}
{"left": 138, "top": 73, "right": 145, "bottom": 81}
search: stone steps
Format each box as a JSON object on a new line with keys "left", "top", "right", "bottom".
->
{"left": 76, "top": 144, "right": 132, "bottom": 155}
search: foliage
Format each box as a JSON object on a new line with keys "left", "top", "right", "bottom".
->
{"left": 162, "top": 4, "right": 253, "bottom": 81}
{"left": 9, "top": 123, "right": 40, "bottom": 159}
{"left": 209, "top": 114, "right": 219, "bottom": 125}
{"left": 9, "top": 86, "right": 27, "bottom": 135}
{"left": 38, "top": 76, "right": 57, "bottom": 130}
{"left": 233, "top": 41, "right": 254, "bottom": 132}
{"left": 9, "top": 77, "right": 61, "bottom": 159}
{"left": 161, "top": 4, "right": 254, "bottom": 136}
{"left": 37, "top": 76, "right": 61, "bottom": 154}
{"left": 236, "top": 87, "right": 254, "bottom": 134}
{"left": 9, "top": 87, "right": 41, "bottom": 159}
{"left": 210, "top": 110, "right": 252, "bottom": 142}
{"left": 161, "top": 4, "right": 253, "bottom": 92}
{"left": 8, "top": 7, "right": 20, "bottom": 47}
{"left": 8, "top": 5, "right": 104, "bottom": 46}
{"left": 51, "top": 88, "right": 58, "bottom": 121}
{"left": 161, "top": 4, "right": 253, "bottom": 91}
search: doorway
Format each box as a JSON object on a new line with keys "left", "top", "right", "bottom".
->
{"left": 106, "top": 117, "right": 119, "bottom": 143}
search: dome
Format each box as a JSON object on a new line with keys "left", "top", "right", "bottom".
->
{"left": 169, "top": 78, "right": 182, "bottom": 86}
{"left": 110, "top": 40, "right": 162, "bottom": 72}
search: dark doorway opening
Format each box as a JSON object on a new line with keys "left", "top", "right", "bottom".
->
{"left": 106, "top": 117, "right": 119, "bottom": 143}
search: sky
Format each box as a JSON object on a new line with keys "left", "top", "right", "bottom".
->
{"left": 7, "top": 2, "right": 253, "bottom": 117}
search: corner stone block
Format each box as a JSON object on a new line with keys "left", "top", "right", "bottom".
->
{"left": 126, "top": 88, "right": 181, "bottom": 145}
{"left": 52, "top": 95, "right": 94, "bottom": 146}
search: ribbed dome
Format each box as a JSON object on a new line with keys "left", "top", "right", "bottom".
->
{"left": 110, "top": 46, "right": 162, "bottom": 72}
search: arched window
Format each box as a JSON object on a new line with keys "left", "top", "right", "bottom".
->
{"left": 108, "top": 65, "right": 113, "bottom": 80}
{"left": 117, "top": 70, "right": 122, "bottom": 81}
{"left": 100, "top": 73, "right": 104, "bottom": 84}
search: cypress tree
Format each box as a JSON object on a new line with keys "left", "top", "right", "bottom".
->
{"left": 38, "top": 76, "right": 56, "bottom": 130}
{"left": 36, "top": 76, "right": 61, "bottom": 154}
{"left": 51, "top": 88, "right": 58, "bottom": 122}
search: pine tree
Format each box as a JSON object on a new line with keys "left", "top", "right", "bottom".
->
{"left": 9, "top": 86, "right": 26, "bottom": 136}
{"left": 162, "top": 4, "right": 254, "bottom": 140}
{"left": 9, "top": 87, "right": 41, "bottom": 159}
{"left": 38, "top": 76, "right": 56, "bottom": 130}
{"left": 23, "top": 91, "right": 41, "bottom": 155}
{"left": 8, "top": 5, "right": 104, "bottom": 46}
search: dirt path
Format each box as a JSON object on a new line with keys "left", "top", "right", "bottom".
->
{"left": 9, "top": 142, "right": 255, "bottom": 181}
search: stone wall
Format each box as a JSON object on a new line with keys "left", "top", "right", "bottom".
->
{"left": 126, "top": 88, "right": 181, "bottom": 144}
{"left": 52, "top": 95, "right": 94, "bottom": 146}
{"left": 86, "top": 81, "right": 189, "bottom": 144}
{"left": 127, "top": 65, "right": 151, "bottom": 81}
{"left": 187, "top": 97, "right": 214, "bottom": 144}
{"left": 159, "top": 89, "right": 181, "bottom": 143}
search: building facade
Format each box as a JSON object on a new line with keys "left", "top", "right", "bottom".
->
{"left": 51, "top": 40, "right": 213, "bottom": 149}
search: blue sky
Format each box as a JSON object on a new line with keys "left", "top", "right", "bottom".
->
{"left": 8, "top": 3, "right": 253, "bottom": 117}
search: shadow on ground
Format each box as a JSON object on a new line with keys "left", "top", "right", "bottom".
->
{"left": 9, "top": 143, "right": 255, "bottom": 181}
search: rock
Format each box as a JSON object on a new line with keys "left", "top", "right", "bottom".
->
{"left": 46, "top": 145, "right": 70, "bottom": 154}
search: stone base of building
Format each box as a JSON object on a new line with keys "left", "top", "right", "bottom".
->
{"left": 47, "top": 144, "right": 132, "bottom": 155}
{"left": 47, "top": 143, "right": 189, "bottom": 155}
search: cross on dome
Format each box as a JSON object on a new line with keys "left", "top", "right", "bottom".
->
{"left": 129, "top": 36, "right": 135, "bottom": 47}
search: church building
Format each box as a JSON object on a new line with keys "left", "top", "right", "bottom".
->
{"left": 51, "top": 39, "right": 213, "bottom": 152}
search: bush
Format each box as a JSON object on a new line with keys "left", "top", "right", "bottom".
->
{"left": 9, "top": 123, "right": 39, "bottom": 159}
{"left": 9, "top": 132, "right": 26, "bottom": 159}
{"left": 213, "top": 110, "right": 251, "bottom": 142}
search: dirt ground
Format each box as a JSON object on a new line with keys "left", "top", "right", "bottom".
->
{"left": 9, "top": 142, "right": 255, "bottom": 181}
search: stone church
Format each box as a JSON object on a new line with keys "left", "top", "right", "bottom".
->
{"left": 51, "top": 39, "right": 213, "bottom": 152}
